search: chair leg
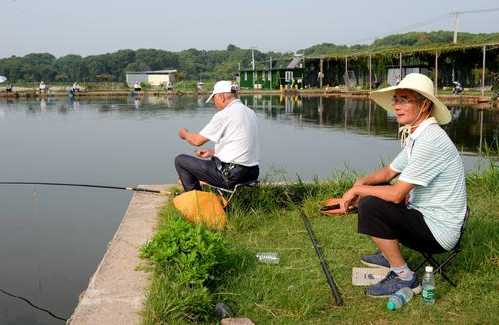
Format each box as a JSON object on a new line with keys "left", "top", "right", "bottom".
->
{"left": 435, "top": 252, "right": 458, "bottom": 273}
{"left": 415, "top": 253, "right": 431, "bottom": 272}
{"left": 438, "top": 271, "right": 457, "bottom": 287}
{"left": 421, "top": 254, "right": 457, "bottom": 287}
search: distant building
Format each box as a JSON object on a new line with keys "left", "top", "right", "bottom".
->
{"left": 125, "top": 70, "right": 177, "bottom": 88}
{"left": 239, "top": 56, "right": 304, "bottom": 90}
{"left": 387, "top": 65, "right": 429, "bottom": 86}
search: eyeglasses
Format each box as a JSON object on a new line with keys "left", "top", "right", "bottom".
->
{"left": 392, "top": 95, "right": 417, "bottom": 105}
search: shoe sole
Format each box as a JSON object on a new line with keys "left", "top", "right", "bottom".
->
{"left": 360, "top": 260, "right": 390, "bottom": 270}
{"left": 365, "top": 285, "right": 422, "bottom": 298}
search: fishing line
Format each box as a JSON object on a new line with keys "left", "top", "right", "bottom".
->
{"left": 0, "top": 181, "right": 170, "bottom": 320}
{"left": 0, "top": 288, "right": 67, "bottom": 321}
{"left": 0, "top": 182, "right": 170, "bottom": 195}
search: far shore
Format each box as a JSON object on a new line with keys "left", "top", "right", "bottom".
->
{"left": 0, "top": 87, "right": 498, "bottom": 108}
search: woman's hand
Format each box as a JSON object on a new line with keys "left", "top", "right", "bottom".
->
{"left": 342, "top": 187, "right": 360, "bottom": 210}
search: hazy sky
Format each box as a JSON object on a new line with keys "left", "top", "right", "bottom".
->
{"left": 2, "top": 0, "right": 499, "bottom": 58}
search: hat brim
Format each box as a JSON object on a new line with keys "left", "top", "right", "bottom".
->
{"left": 370, "top": 86, "right": 451, "bottom": 125}
{"left": 205, "top": 93, "right": 214, "bottom": 103}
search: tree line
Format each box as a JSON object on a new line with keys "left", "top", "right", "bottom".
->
{"left": 0, "top": 45, "right": 290, "bottom": 83}
{"left": 1, "top": 31, "right": 498, "bottom": 83}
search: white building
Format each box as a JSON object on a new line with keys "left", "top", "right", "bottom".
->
{"left": 125, "top": 70, "right": 177, "bottom": 88}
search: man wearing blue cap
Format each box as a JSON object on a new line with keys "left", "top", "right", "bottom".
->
{"left": 175, "top": 80, "right": 260, "bottom": 191}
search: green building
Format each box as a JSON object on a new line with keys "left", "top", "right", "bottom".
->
{"left": 239, "top": 56, "right": 304, "bottom": 90}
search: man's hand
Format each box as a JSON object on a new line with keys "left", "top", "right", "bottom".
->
{"left": 178, "top": 128, "right": 188, "bottom": 140}
{"left": 195, "top": 149, "right": 214, "bottom": 158}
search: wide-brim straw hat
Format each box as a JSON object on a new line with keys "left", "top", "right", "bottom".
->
{"left": 370, "top": 73, "right": 451, "bottom": 125}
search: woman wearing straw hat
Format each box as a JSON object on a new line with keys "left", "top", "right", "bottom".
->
{"left": 342, "top": 73, "right": 467, "bottom": 297}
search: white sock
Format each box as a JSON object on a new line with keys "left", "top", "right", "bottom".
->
{"left": 390, "top": 264, "right": 414, "bottom": 281}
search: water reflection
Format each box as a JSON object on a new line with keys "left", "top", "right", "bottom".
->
{"left": 244, "top": 95, "right": 497, "bottom": 156}
{"left": 0, "top": 95, "right": 497, "bottom": 156}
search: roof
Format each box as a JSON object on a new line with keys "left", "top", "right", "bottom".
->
{"left": 305, "top": 42, "right": 499, "bottom": 60}
{"left": 239, "top": 56, "right": 304, "bottom": 72}
{"left": 126, "top": 70, "right": 177, "bottom": 75}
{"left": 287, "top": 57, "right": 302, "bottom": 69}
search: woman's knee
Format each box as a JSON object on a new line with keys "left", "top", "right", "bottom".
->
{"left": 358, "top": 196, "right": 386, "bottom": 216}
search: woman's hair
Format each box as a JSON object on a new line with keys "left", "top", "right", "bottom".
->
{"left": 413, "top": 91, "right": 433, "bottom": 114}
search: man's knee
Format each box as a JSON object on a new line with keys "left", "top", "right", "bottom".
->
{"left": 175, "top": 154, "right": 190, "bottom": 170}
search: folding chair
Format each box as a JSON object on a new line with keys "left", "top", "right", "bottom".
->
{"left": 202, "top": 180, "right": 259, "bottom": 207}
{"left": 414, "top": 208, "right": 470, "bottom": 287}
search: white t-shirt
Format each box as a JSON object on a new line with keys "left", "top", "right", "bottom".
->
{"left": 199, "top": 99, "right": 259, "bottom": 166}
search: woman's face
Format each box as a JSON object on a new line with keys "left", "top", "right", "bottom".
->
{"left": 392, "top": 89, "right": 425, "bottom": 125}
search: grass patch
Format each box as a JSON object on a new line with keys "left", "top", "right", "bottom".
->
{"left": 142, "top": 166, "right": 499, "bottom": 324}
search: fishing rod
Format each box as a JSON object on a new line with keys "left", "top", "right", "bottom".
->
{"left": 300, "top": 209, "right": 343, "bottom": 306}
{"left": 0, "top": 288, "right": 67, "bottom": 321}
{"left": 0, "top": 182, "right": 171, "bottom": 195}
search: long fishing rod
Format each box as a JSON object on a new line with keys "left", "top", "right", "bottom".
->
{"left": 0, "top": 288, "right": 67, "bottom": 321}
{"left": 0, "top": 182, "right": 170, "bottom": 195}
{"left": 300, "top": 209, "right": 343, "bottom": 306}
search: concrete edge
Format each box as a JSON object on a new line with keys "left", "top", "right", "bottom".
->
{"left": 68, "top": 184, "right": 174, "bottom": 325}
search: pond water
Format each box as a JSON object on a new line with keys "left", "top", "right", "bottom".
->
{"left": 0, "top": 95, "right": 497, "bottom": 324}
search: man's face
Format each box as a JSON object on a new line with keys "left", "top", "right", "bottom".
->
{"left": 212, "top": 93, "right": 228, "bottom": 110}
{"left": 392, "top": 89, "right": 424, "bottom": 125}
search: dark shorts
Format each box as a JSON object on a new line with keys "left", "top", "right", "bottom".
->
{"left": 357, "top": 196, "right": 446, "bottom": 254}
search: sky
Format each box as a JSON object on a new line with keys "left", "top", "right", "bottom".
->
{"left": 1, "top": 0, "right": 499, "bottom": 58}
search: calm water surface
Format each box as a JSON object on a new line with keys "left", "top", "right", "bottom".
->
{"left": 0, "top": 95, "right": 497, "bottom": 324}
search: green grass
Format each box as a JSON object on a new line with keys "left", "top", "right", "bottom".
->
{"left": 142, "top": 165, "right": 499, "bottom": 324}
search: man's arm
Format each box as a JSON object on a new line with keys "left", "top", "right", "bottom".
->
{"left": 178, "top": 128, "right": 209, "bottom": 146}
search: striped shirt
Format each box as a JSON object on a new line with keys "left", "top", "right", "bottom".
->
{"left": 390, "top": 118, "right": 467, "bottom": 250}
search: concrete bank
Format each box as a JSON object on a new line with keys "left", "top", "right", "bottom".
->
{"left": 68, "top": 184, "right": 172, "bottom": 325}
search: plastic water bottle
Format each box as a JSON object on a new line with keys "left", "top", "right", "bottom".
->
{"left": 422, "top": 265, "right": 436, "bottom": 304}
{"left": 256, "top": 252, "right": 280, "bottom": 264}
{"left": 386, "top": 287, "right": 414, "bottom": 311}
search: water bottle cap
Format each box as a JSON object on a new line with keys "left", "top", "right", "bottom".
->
{"left": 425, "top": 266, "right": 433, "bottom": 272}
{"left": 387, "top": 301, "right": 397, "bottom": 311}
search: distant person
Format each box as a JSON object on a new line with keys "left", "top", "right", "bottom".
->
{"left": 175, "top": 80, "right": 259, "bottom": 191}
{"left": 340, "top": 73, "right": 466, "bottom": 297}
{"left": 133, "top": 81, "right": 141, "bottom": 92}
{"left": 452, "top": 81, "right": 463, "bottom": 95}
{"left": 70, "top": 82, "right": 81, "bottom": 96}
{"left": 373, "top": 80, "right": 381, "bottom": 89}
{"left": 297, "top": 78, "right": 303, "bottom": 89}
{"left": 6, "top": 84, "right": 13, "bottom": 93}
{"left": 39, "top": 81, "right": 47, "bottom": 94}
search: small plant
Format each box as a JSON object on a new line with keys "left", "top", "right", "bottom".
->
{"left": 141, "top": 213, "right": 230, "bottom": 286}
{"left": 141, "top": 208, "right": 247, "bottom": 322}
